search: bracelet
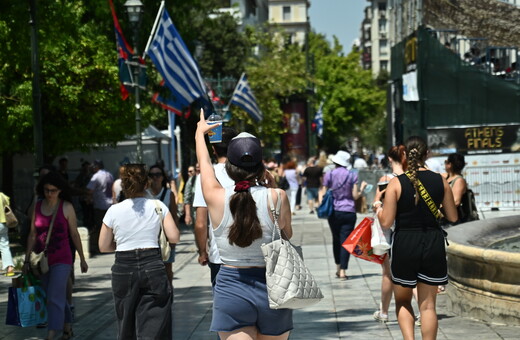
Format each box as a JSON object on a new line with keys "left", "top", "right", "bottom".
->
{"left": 372, "top": 200, "right": 383, "bottom": 208}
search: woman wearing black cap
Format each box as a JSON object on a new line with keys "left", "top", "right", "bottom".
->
{"left": 196, "top": 110, "right": 294, "bottom": 340}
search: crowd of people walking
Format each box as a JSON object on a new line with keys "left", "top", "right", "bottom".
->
{"left": 1, "top": 115, "right": 475, "bottom": 340}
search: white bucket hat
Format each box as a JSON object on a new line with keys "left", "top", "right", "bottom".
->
{"left": 331, "top": 150, "right": 351, "bottom": 167}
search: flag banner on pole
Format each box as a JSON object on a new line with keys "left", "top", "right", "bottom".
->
{"left": 147, "top": 8, "right": 206, "bottom": 110}
{"left": 108, "top": 0, "right": 135, "bottom": 100}
{"left": 152, "top": 80, "right": 183, "bottom": 116}
{"left": 313, "top": 101, "right": 324, "bottom": 138}
{"left": 230, "top": 73, "right": 263, "bottom": 122}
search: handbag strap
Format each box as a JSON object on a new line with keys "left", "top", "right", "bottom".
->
{"left": 404, "top": 172, "right": 441, "bottom": 219}
{"left": 329, "top": 169, "right": 350, "bottom": 192}
{"left": 267, "top": 188, "right": 283, "bottom": 241}
{"left": 44, "top": 200, "right": 60, "bottom": 252}
{"left": 153, "top": 199, "right": 166, "bottom": 242}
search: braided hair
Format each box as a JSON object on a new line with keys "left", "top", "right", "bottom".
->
{"left": 404, "top": 136, "right": 428, "bottom": 205}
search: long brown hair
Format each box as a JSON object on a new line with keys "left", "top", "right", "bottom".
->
{"left": 225, "top": 161, "right": 265, "bottom": 247}
{"left": 404, "top": 136, "right": 428, "bottom": 205}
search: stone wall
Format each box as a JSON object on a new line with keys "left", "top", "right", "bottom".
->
{"left": 423, "top": 0, "right": 520, "bottom": 47}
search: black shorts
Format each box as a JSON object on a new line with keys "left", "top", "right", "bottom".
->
{"left": 390, "top": 229, "right": 448, "bottom": 288}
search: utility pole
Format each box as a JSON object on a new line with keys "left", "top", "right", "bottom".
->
{"left": 29, "top": 0, "right": 44, "bottom": 169}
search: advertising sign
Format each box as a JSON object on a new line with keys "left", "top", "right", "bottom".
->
{"left": 428, "top": 124, "right": 520, "bottom": 156}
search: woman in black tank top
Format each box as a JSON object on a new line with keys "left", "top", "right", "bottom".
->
{"left": 373, "top": 136, "right": 457, "bottom": 340}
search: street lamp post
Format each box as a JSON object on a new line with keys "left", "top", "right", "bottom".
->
{"left": 124, "top": 0, "right": 144, "bottom": 163}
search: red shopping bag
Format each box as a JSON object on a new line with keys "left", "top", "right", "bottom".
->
{"left": 342, "top": 217, "right": 387, "bottom": 264}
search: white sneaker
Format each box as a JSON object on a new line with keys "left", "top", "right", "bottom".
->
{"left": 373, "top": 310, "right": 389, "bottom": 323}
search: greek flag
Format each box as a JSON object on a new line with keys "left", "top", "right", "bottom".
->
{"left": 230, "top": 73, "right": 263, "bottom": 122}
{"left": 147, "top": 8, "right": 206, "bottom": 110}
{"left": 313, "top": 101, "right": 324, "bottom": 138}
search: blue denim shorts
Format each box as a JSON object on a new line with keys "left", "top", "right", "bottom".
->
{"left": 210, "top": 266, "right": 293, "bottom": 336}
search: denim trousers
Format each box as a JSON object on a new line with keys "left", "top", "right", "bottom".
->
{"left": 0, "top": 222, "right": 14, "bottom": 270}
{"left": 328, "top": 211, "right": 357, "bottom": 269}
{"left": 112, "top": 248, "right": 172, "bottom": 340}
{"left": 41, "top": 263, "right": 72, "bottom": 331}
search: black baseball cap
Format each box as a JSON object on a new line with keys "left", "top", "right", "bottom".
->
{"left": 227, "top": 132, "right": 262, "bottom": 168}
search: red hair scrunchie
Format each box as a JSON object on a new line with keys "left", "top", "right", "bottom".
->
{"left": 235, "top": 181, "right": 251, "bottom": 192}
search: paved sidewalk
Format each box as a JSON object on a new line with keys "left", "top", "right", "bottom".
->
{"left": 1, "top": 210, "right": 519, "bottom": 339}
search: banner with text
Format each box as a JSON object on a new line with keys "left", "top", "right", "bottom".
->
{"left": 428, "top": 124, "right": 520, "bottom": 156}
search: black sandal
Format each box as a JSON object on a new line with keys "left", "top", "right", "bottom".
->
{"left": 62, "top": 329, "right": 74, "bottom": 340}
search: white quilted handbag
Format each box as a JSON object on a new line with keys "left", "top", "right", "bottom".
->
{"left": 261, "top": 189, "right": 324, "bottom": 309}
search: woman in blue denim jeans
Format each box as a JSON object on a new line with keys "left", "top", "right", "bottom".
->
{"left": 99, "top": 164, "right": 180, "bottom": 339}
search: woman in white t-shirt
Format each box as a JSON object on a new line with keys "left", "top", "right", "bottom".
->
{"left": 99, "top": 164, "right": 179, "bottom": 340}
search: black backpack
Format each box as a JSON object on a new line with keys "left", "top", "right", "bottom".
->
{"left": 458, "top": 188, "right": 479, "bottom": 223}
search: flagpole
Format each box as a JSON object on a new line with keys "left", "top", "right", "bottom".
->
{"left": 142, "top": 0, "right": 165, "bottom": 59}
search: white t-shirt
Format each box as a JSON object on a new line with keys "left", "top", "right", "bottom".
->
{"left": 192, "top": 162, "right": 234, "bottom": 264}
{"left": 103, "top": 197, "right": 168, "bottom": 252}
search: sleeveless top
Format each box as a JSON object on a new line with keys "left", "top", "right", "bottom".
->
{"left": 34, "top": 200, "right": 72, "bottom": 266}
{"left": 214, "top": 186, "right": 278, "bottom": 267}
{"left": 395, "top": 170, "right": 444, "bottom": 231}
{"left": 147, "top": 187, "right": 171, "bottom": 207}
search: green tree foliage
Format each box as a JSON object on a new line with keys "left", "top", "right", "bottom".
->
{"left": 309, "top": 33, "right": 387, "bottom": 151}
{"left": 239, "top": 27, "right": 312, "bottom": 148}
{"left": 0, "top": 0, "right": 223, "bottom": 159}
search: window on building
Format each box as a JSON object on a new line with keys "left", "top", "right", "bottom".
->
{"left": 380, "top": 60, "right": 388, "bottom": 71}
{"left": 283, "top": 6, "right": 291, "bottom": 21}
{"left": 378, "top": 2, "right": 387, "bottom": 11}
{"left": 380, "top": 39, "right": 388, "bottom": 56}
{"left": 379, "top": 19, "right": 387, "bottom": 32}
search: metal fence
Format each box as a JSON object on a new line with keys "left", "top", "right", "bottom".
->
{"left": 464, "top": 165, "right": 520, "bottom": 210}
{"left": 357, "top": 166, "right": 520, "bottom": 211}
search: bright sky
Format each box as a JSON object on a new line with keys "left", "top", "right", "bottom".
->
{"left": 309, "top": 0, "right": 366, "bottom": 53}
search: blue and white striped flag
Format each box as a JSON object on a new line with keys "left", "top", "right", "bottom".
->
{"left": 313, "top": 101, "right": 324, "bottom": 138}
{"left": 230, "top": 73, "right": 263, "bottom": 122}
{"left": 147, "top": 8, "right": 206, "bottom": 110}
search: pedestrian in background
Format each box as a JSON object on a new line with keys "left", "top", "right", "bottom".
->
{"left": 371, "top": 144, "right": 407, "bottom": 323}
{"left": 24, "top": 172, "right": 88, "bottom": 340}
{"left": 442, "top": 153, "right": 468, "bottom": 222}
{"left": 183, "top": 164, "right": 198, "bottom": 226}
{"left": 302, "top": 157, "right": 323, "bottom": 214}
{"left": 322, "top": 150, "right": 367, "bottom": 280}
{"left": 193, "top": 127, "right": 237, "bottom": 286}
{"left": 147, "top": 164, "right": 179, "bottom": 282}
{"left": 0, "top": 191, "right": 15, "bottom": 277}
{"left": 195, "top": 110, "right": 293, "bottom": 340}
{"left": 99, "top": 164, "right": 179, "bottom": 340}
{"left": 282, "top": 159, "right": 299, "bottom": 214}
{"left": 374, "top": 136, "right": 457, "bottom": 340}
{"left": 86, "top": 160, "right": 113, "bottom": 256}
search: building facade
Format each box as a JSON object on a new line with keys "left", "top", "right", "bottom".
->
{"left": 216, "top": 0, "right": 269, "bottom": 30}
{"left": 360, "top": 0, "right": 390, "bottom": 75}
{"left": 268, "top": 0, "right": 310, "bottom": 45}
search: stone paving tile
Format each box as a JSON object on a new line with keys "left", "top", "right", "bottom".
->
{"left": 1, "top": 210, "right": 519, "bottom": 339}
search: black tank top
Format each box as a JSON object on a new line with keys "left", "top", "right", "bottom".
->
{"left": 396, "top": 170, "right": 444, "bottom": 231}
